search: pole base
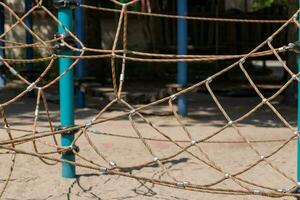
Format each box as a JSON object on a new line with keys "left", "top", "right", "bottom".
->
{"left": 62, "top": 154, "right": 76, "bottom": 178}
{"left": 60, "top": 128, "right": 76, "bottom": 178}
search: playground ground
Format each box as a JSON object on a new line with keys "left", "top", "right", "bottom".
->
{"left": 0, "top": 82, "right": 298, "bottom": 200}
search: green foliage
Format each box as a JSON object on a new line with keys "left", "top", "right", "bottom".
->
{"left": 252, "top": 0, "right": 288, "bottom": 11}
{"left": 253, "top": 0, "right": 274, "bottom": 10}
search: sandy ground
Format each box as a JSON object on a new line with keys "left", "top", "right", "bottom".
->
{"left": 0, "top": 84, "right": 298, "bottom": 200}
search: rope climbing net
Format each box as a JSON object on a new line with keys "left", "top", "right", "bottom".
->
{"left": 1, "top": 0, "right": 300, "bottom": 198}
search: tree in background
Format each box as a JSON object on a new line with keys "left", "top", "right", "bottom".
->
{"left": 253, "top": 0, "right": 288, "bottom": 10}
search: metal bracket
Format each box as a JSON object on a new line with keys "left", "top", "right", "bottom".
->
{"left": 54, "top": 125, "right": 75, "bottom": 135}
{"left": 55, "top": 126, "right": 79, "bottom": 156}
{"left": 62, "top": 144, "right": 80, "bottom": 156}
{"left": 53, "top": 33, "right": 77, "bottom": 52}
{"left": 288, "top": 41, "right": 300, "bottom": 54}
{"left": 54, "top": 0, "right": 79, "bottom": 9}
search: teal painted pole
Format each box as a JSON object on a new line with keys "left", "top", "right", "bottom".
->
{"left": 58, "top": 7, "right": 75, "bottom": 178}
{"left": 298, "top": 0, "right": 300, "bottom": 185}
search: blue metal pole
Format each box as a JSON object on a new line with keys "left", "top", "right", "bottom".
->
{"left": 58, "top": 7, "right": 75, "bottom": 178}
{"left": 0, "top": 3, "right": 5, "bottom": 86}
{"left": 75, "top": 0, "right": 86, "bottom": 108}
{"left": 177, "top": 0, "right": 188, "bottom": 116}
{"left": 25, "top": 0, "right": 34, "bottom": 96}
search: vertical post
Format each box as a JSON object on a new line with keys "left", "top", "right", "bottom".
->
{"left": 75, "top": 0, "right": 86, "bottom": 108}
{"left": 0, "top": 3, "right": 5, "bottom": 86}
{"left": 177, "top": 0, "right": 188, "bottom": 116}
{"left": 0, "top": 3, "right": 4, "bottom": 60}
{"left": 25, "top": 0, "right": 33, "bottom": 71}
{"left": 57, "top": 4, "right": 75, "bottom": 178}
{"left": 215, "top": 0, "right": 219, "bottom": 71}
{"left": 25, "top": 0, "right": 34, "bottom": 96}
{"left": 297, "top": 0, "right": 300, "bottom": 187}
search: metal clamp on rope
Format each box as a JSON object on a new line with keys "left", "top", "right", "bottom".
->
{"left": 129, "top": 109, "right": 136, "bottom": 116}
{"left": 109, "top": 161, "right": 117, "bottom": 169}
{"left": 85, "top": 121, "right": 93, "bottom": 129}
{"left": 54, "top": 0, "right": 79, "bottom": 9}
{"left": 288, "top": 41, "right": 300, "bottom": 54}
{"left": 100, "top": 166, "right": 108, "bottom": 173}
{"left": 62, "top": 144, "right": 80, "bottom": 156}
{"left": 176, "top": 181, "right": 189, "bottom": 188}
{"left": 53, "top": 33, "right": 77, "bottom": 52}
{"left": 26, "top": 83, "right": 36, "bottom": 92}
{"left": 55, "top": 126, "right": 75, "bottom": 135}
{"left": 170, "top": 94, "right": 177, "bottom": 101}
{"left": 9, "top": 67, "right": 18, "bottom": 76}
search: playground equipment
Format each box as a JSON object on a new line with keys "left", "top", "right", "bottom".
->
{"left": 55, "top": 0, "right": 76, "bottom": 178}
{"left": 1, "top": 0, "right": 300, "bottom": 199}
{"left": 74, "top": 0, "right": 86, "bottom": 108}
{"left": 177, "top": 0, "right": 188, "bottom": 116}
{"left": 298, "top": 0, "right": 300, "bottom": 187}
